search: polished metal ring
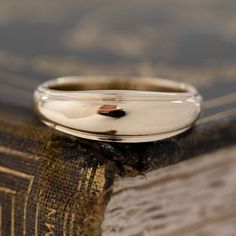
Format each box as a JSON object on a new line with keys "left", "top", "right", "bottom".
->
{"left": 34, "top": 76, "right": 202, "bottom": 143}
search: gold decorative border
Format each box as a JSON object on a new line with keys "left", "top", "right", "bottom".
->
{"left": 0, "top": 188, "right": 16, "bottom": 236}
{"left": 0, "top": 146, "right": 40, "bottom": 161}
{"left": 204, "top": 92, "right": 236, "bottom": 109}
{"left": 0, "top": 165, "right": 34, "bottom": 236}
{"left": 0, "top": 205, "right": 2, "bottom": 236}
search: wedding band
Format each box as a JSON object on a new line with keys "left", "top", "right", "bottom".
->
{"left": 34, "top": 76, "right": 202, "bottom": 143}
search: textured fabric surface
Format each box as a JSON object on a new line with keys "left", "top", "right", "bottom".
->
{"left": 0, "top": 109, "right": 115, "bottom": 235}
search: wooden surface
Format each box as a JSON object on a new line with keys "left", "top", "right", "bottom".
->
{"left": 103, "top": 145, "right": 236, "bottom": 236}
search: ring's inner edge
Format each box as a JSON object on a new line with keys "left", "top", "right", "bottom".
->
{"left": 48, "top": 79, "right": 187, "bottom": 93}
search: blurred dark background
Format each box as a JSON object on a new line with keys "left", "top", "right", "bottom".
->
{"left": 0, "top": 0, "right": 236, "bottom": 106}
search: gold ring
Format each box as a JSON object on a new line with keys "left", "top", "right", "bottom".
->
{"left": 34, "top": 76, "right": 202, "bottom": 143}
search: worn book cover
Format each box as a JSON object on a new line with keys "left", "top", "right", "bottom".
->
{"left": 0, "top": 1, "right": 236, "bottom": 235}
